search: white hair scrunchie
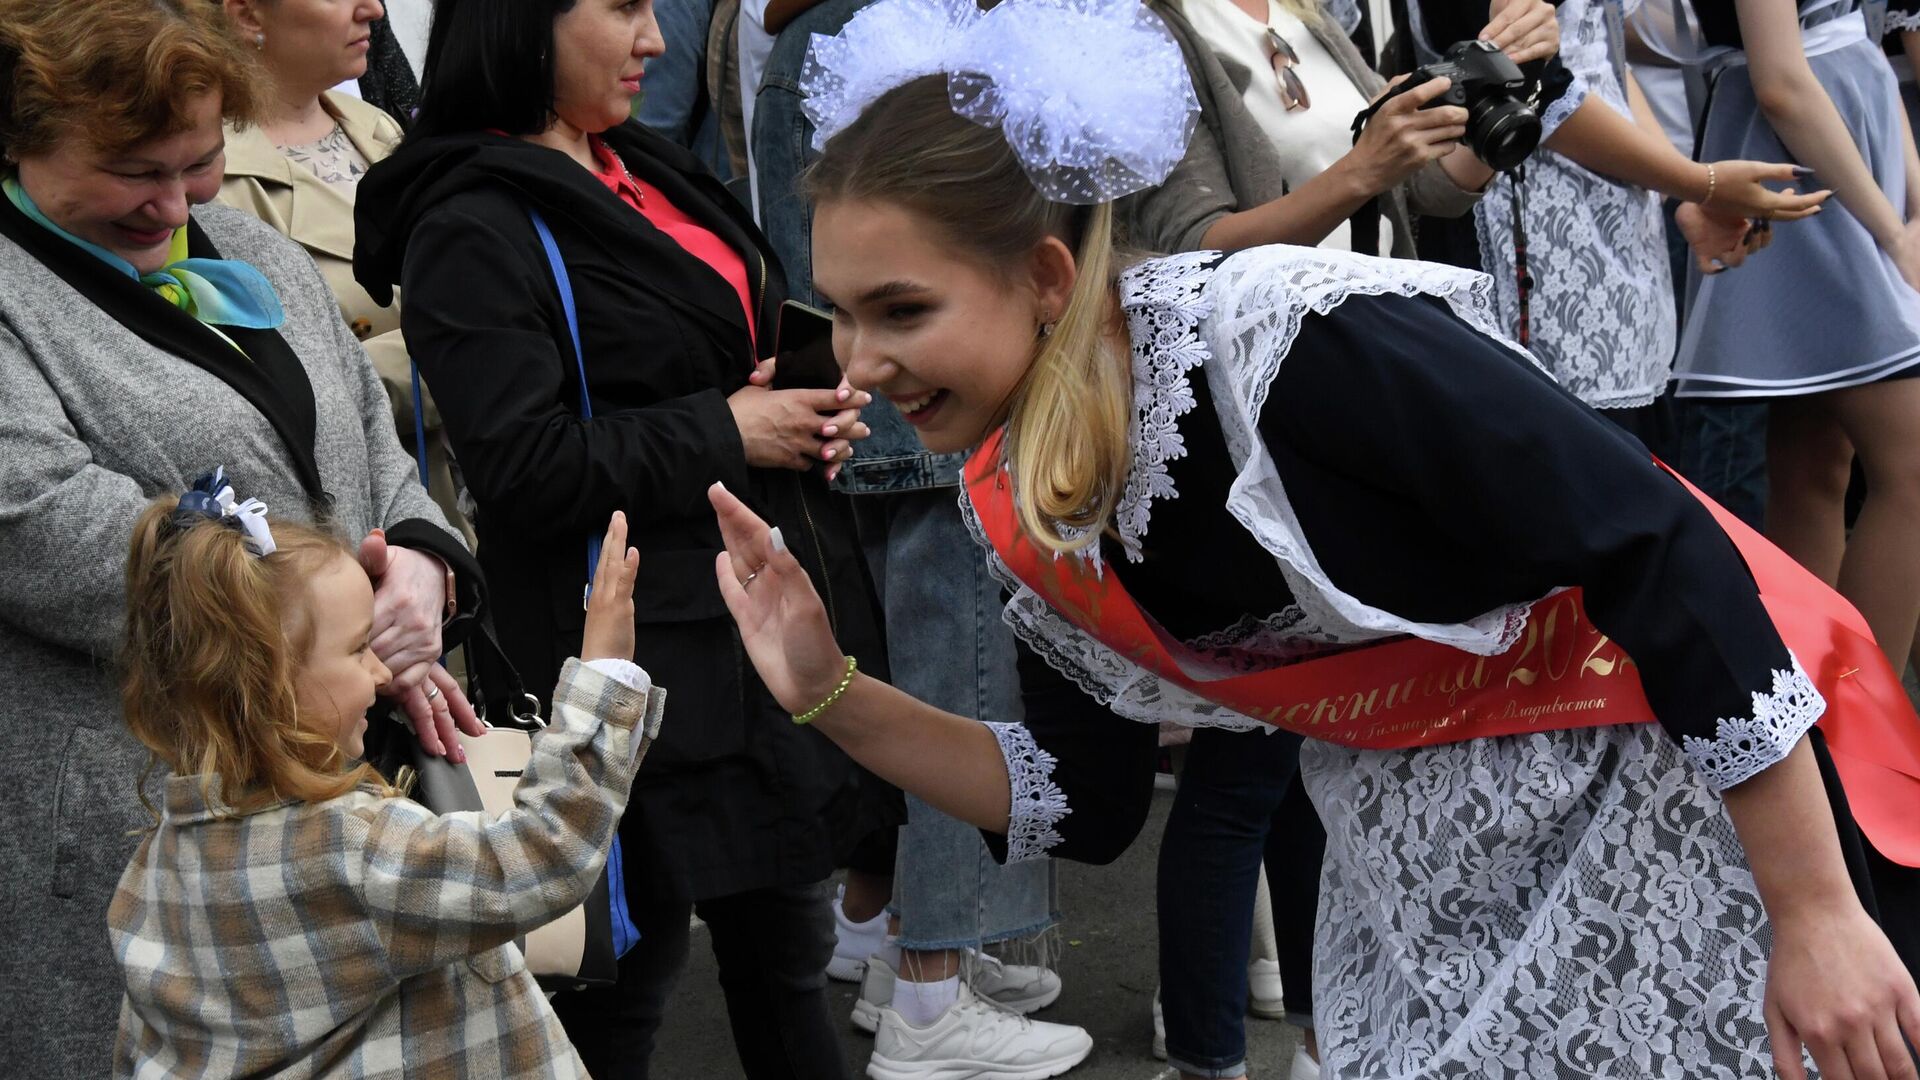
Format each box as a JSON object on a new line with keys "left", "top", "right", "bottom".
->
{"left": 800, "top": 0, "right": 1200, "bottom": 205}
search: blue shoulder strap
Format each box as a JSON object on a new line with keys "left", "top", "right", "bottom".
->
{"left": 526, "top": 207, "right": 603, "bottom": 603}
{"left": 530, "top": 206, "right": 640, "bottom": 960}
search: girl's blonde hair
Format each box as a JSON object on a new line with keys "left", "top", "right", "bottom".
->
{"left": 807, "top": 75, "right": 1129, "bottom": 556}
{"left": 121, "top": 496, "right": 395, "bottom": 818}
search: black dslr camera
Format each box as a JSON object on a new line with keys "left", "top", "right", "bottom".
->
{"left": 1366, "top": 40, "right": 1541, "bottom": 172}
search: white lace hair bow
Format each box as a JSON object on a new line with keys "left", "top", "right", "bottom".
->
{"left": 800, "top": 0, "right": 1200, "bottom": 205}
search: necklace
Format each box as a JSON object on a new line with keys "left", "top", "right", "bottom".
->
{"left": 595, "top": 137, "right": 645, "bottom": 207}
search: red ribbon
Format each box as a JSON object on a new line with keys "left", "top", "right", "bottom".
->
{"left": 966, "top": 432, "right": 1920, "bottom": 865}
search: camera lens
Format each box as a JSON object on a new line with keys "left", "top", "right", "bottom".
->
{"left": 1470, "top": 98, "right": 1541, "bottom": 172}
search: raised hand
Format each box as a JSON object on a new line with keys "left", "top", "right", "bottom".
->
{"left": 582, "top": 511, "right": 640, "bottom": 662}
{"left": 708, "top": 481, "right": 845, "bottom": 714}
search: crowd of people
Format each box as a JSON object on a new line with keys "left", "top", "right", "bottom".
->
{"left": 2, "top": 0, "right": 1919, "bottom": 1078}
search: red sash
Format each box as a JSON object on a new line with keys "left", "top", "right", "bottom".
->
{"left": 965, "top": 431, "right": 1920, "bottom": 866}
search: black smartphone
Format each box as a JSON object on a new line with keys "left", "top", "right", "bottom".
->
{"left": 770, "top": 300, "right": 842, "bottom": 391}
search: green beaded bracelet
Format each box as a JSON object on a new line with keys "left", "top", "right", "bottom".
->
{"left": 792, "top": 655, "right": 858, "bottom": 725}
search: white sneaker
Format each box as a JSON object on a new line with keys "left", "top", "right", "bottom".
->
{"left": 1248, "top": 957, "right": 1286, "bottom": 1020}
{"left": 967, "top": 950, "right": 1062, "bottom": 1014}
{"left": 867, "top": 985, "right": 1093, "bottom": 1080}
{"left": 1149, "top": 987, "right": 1166, "bottom": 1061}
{"left": 831, "top": 885, "right": 887, "bottom": 983}
{"left": 852, "top": 956, "right": 894, "bottom": 1034}
{"left": 1288, "top": 1045, "right": 1322, "bottom": 1080}
{"left": 855, "top": 954, "right": 1064, "bottom": 1034}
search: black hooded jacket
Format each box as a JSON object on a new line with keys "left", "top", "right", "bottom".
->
{"left": 355, "top": 120, "right": 894, "bottom": 902}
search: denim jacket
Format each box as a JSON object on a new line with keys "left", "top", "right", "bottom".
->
{"left": 752, "top": 0, "right": 969, "bottom": 493}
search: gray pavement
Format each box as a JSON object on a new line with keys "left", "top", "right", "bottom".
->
{"left": 649, "top": 788, "right": 1302, "bottom": 1079}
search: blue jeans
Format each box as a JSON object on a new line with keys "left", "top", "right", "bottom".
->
{"left": 750, "top": 0, "right": 965, "bottom": 497}
{"left": 1158, "top": 727, "right": 1320, "bottom": 1078}
{"left": 855, "top": 488, "right": 1059, "bottom": 949}
{"left": 634, "top": 0, "right": 727, "bottom": 177}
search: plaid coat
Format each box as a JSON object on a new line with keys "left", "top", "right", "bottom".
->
{"left": 109, "top": 658, "right": 663, "bottom": 1079}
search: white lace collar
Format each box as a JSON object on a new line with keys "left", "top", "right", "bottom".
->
{"left": 1104, "top": 250, "right": 1224, "bottom": 564}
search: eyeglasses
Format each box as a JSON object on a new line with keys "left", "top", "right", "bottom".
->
{"left": 1266, "top": 28, "right": 1311, "bottom": 112}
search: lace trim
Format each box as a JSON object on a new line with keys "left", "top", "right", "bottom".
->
{"left": 1680, "top": 654, "right": 1825, "bottom": 791}
{"left": 1181, "top": 608, "right": 1355, "bottom": 674}
{"left": 957, "top": 482, "right": 1272, "bottom": 732}
{"left": 1887, "top": 9, "right": 1920, "bottom": 31}
{"left": 1538, "top": 70, "right": 1591, "bottom": 140}
{"left": 1587, "top": 386, "right": 1664, "bottom": 411}
{"left": 986, "top": 722, "right": 1070, "bottom": 864}
{"left": 1206, "top": 246, "right": 1542, "bottom": 657}
{"left": 1088, "top": 250, "right": 1221, "bottom": 565}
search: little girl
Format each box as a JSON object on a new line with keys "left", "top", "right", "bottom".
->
{"left": 108, "top": 471, "right": 660, "bottom": 1079}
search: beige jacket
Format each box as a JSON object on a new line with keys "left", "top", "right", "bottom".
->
{"left": 1125, "top": 0, "right": 1483, "bottom": 257}
{"left": 217, "top": 92, "right": 473, "bottom": 545}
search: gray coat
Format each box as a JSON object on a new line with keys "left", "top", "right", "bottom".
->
{"left": 1125, "top": 0, "right": 1482, "bottom": 256}
{"left": 0, "top": 203, "right": 470, "bottom": 1077}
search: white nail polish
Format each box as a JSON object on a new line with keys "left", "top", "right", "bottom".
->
{"left": 769, "top": 527, "right": 787, "bottom": 554}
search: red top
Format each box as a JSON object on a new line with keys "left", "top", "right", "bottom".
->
{"left": 590, "top": 136, "right": 757, "bottom": 352}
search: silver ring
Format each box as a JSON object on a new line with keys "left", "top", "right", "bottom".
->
{"left": 742, "top": 571, "right": 761, "bottom": 588}
{"left": 424, "top": 685, "right": 442, "bottom": 701}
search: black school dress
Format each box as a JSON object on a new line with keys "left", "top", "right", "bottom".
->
{"left": 965, "top": 247, "right": 1881, "bottom": 1077}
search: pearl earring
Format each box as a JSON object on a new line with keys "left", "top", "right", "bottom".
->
{"left": 255, "top": 33, "right": 265, "bottom": 50}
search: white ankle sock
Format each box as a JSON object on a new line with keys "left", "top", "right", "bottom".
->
{"left": 835, "top": 898, "right": 888, "bottom": 959}
{"left": 877, "top": 938, "right": 902, "bottom": 971}
{"left": 891, "top": 974, "right": 960, "bottom": 1027}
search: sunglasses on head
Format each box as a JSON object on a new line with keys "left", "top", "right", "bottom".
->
{"left": 1266, "top": 28, "right": 1311, "bottom": 111}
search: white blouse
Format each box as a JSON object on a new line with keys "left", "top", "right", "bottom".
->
{"left": 1181, "top": 0, "right": 1390, "bottom": 252}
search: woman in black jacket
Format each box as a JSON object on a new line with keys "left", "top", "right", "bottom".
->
{"left": 353, "top": 1, "right": 892, "bottom": 1075}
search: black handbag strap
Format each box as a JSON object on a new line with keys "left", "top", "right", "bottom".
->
{"left": 465, "top": 615, "right": 547, "bottom": 731}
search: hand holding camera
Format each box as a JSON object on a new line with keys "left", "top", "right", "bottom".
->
{"left": 1340, "top": 75, "right": 1473, "bottom": 198}
{"left": 1480, "top": 0, "right": 1561, "bottom": 65}
{"left": 1357, "top": 41, "right": 1542, "bottom": 173}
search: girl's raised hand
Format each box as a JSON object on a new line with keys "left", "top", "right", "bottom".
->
{"left": 709, "top": 481, "right": 845, "bottom": 714}
{"left": 582, "top": 511, "right": 640, "bottom": 662}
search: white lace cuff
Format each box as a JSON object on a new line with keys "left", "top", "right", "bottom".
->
{"left": 1887, "top": 9, "right": 1920, "bottom": 32}
{"left": 1680, "top": 654, "right": 1825, "bottom": 791}
{"left": 1539, "top": 72, "right": 1591, "bottom": 142}
{"left": 987, "top": 722, "right": 1070, "bottom": 864}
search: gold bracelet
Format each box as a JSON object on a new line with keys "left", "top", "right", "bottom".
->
{"left": 792, "top": 656, "right": 858, "bottom": 725}
{"left": 1702, "top": 162, "right": 1717, "bottom": 207}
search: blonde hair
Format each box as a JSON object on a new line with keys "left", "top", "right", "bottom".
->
{"left": 1272, "top": 0, "right": 1325, "bottom": 28}
{"left": 0, "top": 0, "right": 260, "bottom": 159}
{"left": 120, "top": 496, "right": 396, "bottom": 819}
{"left": 807, "top": 75, "right": 1131, "bottom": 556}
